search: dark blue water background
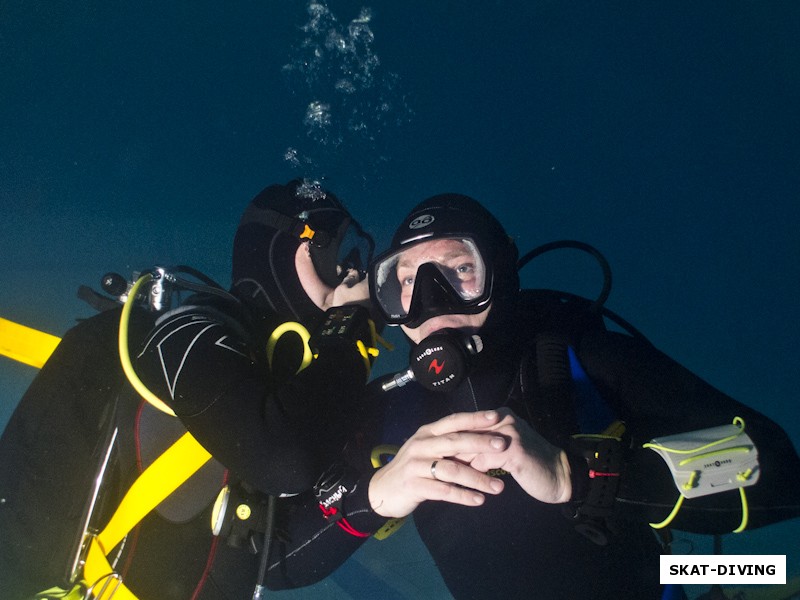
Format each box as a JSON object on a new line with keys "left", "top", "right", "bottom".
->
{"left": 2, "top": 2, "right": 798, "bottom": 597}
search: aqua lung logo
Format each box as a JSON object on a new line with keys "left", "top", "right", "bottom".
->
{"left": 416, "top": 345, "right": 443, "bottom": 361}
{"left": 704, "top": 458, "right": 733, "bottom": 469}
{"left": 409, "top": 214, "right": 435, "bottom": 229}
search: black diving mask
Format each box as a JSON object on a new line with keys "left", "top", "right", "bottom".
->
{"left": 370, "top": 236, "right": 493, "bottom": 327}
{"left": 302, "top": 210, "right": 375, "bottom": 288}
{"left": 238, "top": 204, "right": 374, "bottom": 289}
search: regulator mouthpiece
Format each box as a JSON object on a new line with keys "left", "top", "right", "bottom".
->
{"left": 382, "top": 329, "right": 483, "bottom": 393}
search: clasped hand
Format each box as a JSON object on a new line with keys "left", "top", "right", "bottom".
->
{"left": 368, "top": 408, "right": 572, "bottom": 519}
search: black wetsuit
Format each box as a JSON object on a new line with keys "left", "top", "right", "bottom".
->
{"left": 135, "top": 297, "right": 368, "bottom": 496}
{"left": 0, "top": 295, "right": 369, "bottom": 600}
{"left": 261, "top": 291, "right": 800, "bottom": 599}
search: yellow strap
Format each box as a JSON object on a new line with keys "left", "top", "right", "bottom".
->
{"left": 3, "top": 287, "right": 211, "bottom": 597}
{"left": 75, "top": 432, "right": 212, "bottom": 599}
{"left": 96, "top": 432, "right": 211, "bottom": 553}
{"left": 0, "top": 316, "right": 61, "bottom": 368}
{"left": 81, "top": 538, "right": 135, "bottom": 600}
{"left": 89, "top": 278, "right": 213, "bottom": 598}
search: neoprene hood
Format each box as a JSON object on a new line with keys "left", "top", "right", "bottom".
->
{"left": 231, "top": 179, "right": 353, "bottom": 324}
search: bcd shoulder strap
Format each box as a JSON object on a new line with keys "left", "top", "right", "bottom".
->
{"left": 517, "top": 290, "right": 625, "bottom": 545}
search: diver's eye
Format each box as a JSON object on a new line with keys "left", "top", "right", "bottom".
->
{"left": 456, "top": 263, "right": 474, "bottom": 274}
{"left": 401, "top": 275, "right": 415, "bottom": 287}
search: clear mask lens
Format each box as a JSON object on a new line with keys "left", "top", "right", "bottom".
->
{"left": 374, "top": 237, "right": 487, "bottom": 322}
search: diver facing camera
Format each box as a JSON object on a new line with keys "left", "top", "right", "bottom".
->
{"left": 365, "top": 194, "right": 800, "bottom": 599}
{"left": 257, "top": 192, "right": 800, "bottom": 600}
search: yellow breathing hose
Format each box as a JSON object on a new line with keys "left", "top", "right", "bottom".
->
{"left": 118, "top": 274, "right": 176, "bottom": 416}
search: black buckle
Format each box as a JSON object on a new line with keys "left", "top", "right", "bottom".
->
{"left": 581, "top": 438, "right": 623, "bottom": 516}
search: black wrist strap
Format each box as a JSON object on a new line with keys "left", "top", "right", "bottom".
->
{"left": 565, "top": 435, "right": 624, "bottom": 545}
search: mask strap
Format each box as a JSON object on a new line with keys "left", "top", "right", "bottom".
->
{"left": 238, "top": 205, "right": 301, "bottom": 234}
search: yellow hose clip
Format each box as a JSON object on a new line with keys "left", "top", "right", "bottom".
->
{"left": 266, "top": 321, "right": 313, "bottom": 374}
